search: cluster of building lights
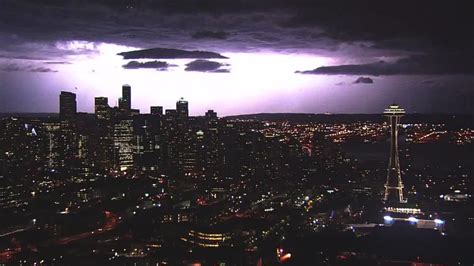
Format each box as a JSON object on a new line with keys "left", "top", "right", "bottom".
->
{"left": 383, "top": 215, "right": 445, "bottom": 226}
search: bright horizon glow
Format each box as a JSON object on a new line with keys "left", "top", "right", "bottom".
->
{"left": 54, "top": 42, "right": 335, "bottom": 115}
{"left": 4, "top": 40, "right": 468, "bottom": 115}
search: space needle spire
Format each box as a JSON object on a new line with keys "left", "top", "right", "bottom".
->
{"left": 383, "top": 104, "right": 406, "bottom": 203}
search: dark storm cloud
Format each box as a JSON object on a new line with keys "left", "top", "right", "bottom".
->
{"left": 118, "top": 48, "right": 228, "bottom": 59}
{"left": 420, "top": 79, "right": 441, "bottom": 87}
{"left": 284, "top": 1, "right": 473, "bottom": 51}
{"left": 0, "top": 63, "right": 57, "bottom": 73}
{"left": 0, "top": 0, "right": 472, "bottom": 75}
{"left": 353, "top": 77, "right": 374, "bottom": 84}
{"left": 422, "top": 80, "right": 436, "bottom": 84}
{"left": 211, "top": 69, "right": 231, "bottom": 73}
{"left": 185, "top": 60, "right": 229, "bottom": 73}
{"left": 297, "top": 54, "right": 474, "bottom": 76}
{"left": 0, "top": 64, "right": 23, "bottom": 72}
{"left": 122, "top": 60, "right": 174, "bottom": 69}
{"left": 30, "top": 67, "right": 58, "bottom": 73}
{"left": 45, "top": 61, "right": 72, "bottom": 65}
{"left": 192, "top": 31, "right": 229, "bottom": 40}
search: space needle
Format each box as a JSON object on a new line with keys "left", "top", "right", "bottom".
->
{"left": 383, "top": 104, "right": 406, "bottom": 203}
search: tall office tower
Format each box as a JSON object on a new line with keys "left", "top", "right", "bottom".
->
{"left": 165, "top": 109, "right": 177, "bottom": 117}
{"left": 151, "top": 106, "right": 163, "bottom": 116}
{"left": 205, "top": 110, "right": 218, "bottom": 133}
{"left": 176, "top": 97, "right": 189, "bottom": 118}
{"left": 95, "top": 97, "right": 109, "bottom": 119}
{"left": 42, "top": 120, "right": 78, "bottom": 168}
{"left": 113, "top": 120, "right": 134, "bottom": 171}
{"left": 119, "top": 84, "right": 132, "bottom": 113}
{"left": 383, "top": 104, "right": 406, "bottom": 203}
{"left": 177, "top": 129, "right": 198, "bottom": 174}
{"left": 133, "top": 115, "right": 162, "bottom": 172}
{"left": 205, "top": 110, "right": 217, "bottom": 119}
{"left": 59, "top": 91, "right": 77, "bottom": 119}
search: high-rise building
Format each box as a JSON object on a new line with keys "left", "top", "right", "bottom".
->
{"left": 43, "top": 120, "right": 78, "bottom": 168}
{"left": 151, "top": 106, "right": 163, "bottom": 116}
{"left": 113, "top": 120, "right": 134, "bottom": 171}
{"left": 383, "top": 104, "right": 406, "bottom": 203}
{"left": 205, "top": 110, "right": 219, "bottom": 133}
{"left": 165, "top": 109, "right": 177, "bottom": 117}
{"left": 95, "top": 97, "right": 109, "bottom": 119}
{"left": 176, "top": 97, "right": 189, "bottom": 118}
{"left": 133, "top": 115, "right": 162, "bottom": 172}
{"left": 205, "top": 110, "right": 217, "bottom": 119}
{"left": 59, "top": 91, "right": 77, "bottom": 119}
{"left": 119, "top": 84, "right": 131, "bottom": 113}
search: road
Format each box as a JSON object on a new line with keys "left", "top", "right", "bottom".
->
{"left": 54, "top": 211, "right": 119, "bottom": 245}
{"left": 0, "top": 211, "right": 119, "bottom": 263}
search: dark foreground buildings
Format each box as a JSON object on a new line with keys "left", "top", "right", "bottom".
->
{"left": 0, "top": 86, "right": 472, "bottom": 265}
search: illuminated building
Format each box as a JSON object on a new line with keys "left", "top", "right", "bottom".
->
{"left": 119, "top": 84, "right": 132, "bottom": 114}
{"left": 182, "top": 229, "right": 232, "bottom": 248}
{"left": 177, "top": 129, "right": 198, "bottom": 174}
{"left": 42, "top": 120, "right": 78, "bottom": 168}
{"left": 205, "top": 110, "right": 219, "bottom": 133}
{"left": 383, "top": 215, "right": 445, "bottom": 231}
{"left": 94, "top": 97, "right": 109, "bottom": 120}
{"left": 113, "top": 120, "right": 134, "bottom": 171}
{"left": 59, "top": 91, "right": 77, "bottom": 120}
{"left": 0, "top": 181, "right": 27, "bottom": 210}
{"left": 176, "top": 97, "right": 189, "bottom": 118}
{"left": 383, "top": 104, "right": 406, "bottom": 203}
{"left": 165, "top": 109, "right": 177, "bottom": 116}
{"left": 0, "top": 151, "right": 28, "bottom": 210}
{"left": 161, "top": 210, "right": 194, "bottom": 223}
{"left": 161, "top": 110, "right": 179, "bottom": 167}
{"left": 150, "top": 106, "right": 163, "bottom": 116}
{"left": 133, "top": 115, "right": 162, "bottom": 172}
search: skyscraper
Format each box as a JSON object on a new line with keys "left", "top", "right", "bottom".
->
{"left": 133, "top": 115, "right": 162, "bottom": 172}
{"left": 176, "top": 97, "right": 189, "bottom": 118}
{"left": 95, "top": 97, "right": 109, "bottom": 119}
{"left": 119, "top": 84, "right": 131, "bottom": 113}
{"left": 113, "top": 120, "right": 134, "bottom": 171}
{"left": 59, "top": 91, "right": 77, "bottom": 119}
{"left": 383, "top": 104, "right": 406, "bottom": 203}
{"left": 205, "top": 110, "right": 217, "bottom": 120}
{"left": 151, "top": 106, "right": 163, "bottom": 116}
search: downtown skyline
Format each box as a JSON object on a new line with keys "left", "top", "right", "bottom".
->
{"left": 0, "top": 1, "right": 473, "bottom": 265}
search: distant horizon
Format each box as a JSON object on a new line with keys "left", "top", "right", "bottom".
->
{"left": 1, "top": 111, "right": 472, "bottom": 117}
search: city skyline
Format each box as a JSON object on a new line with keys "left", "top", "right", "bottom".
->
{"left": 0, "top": 1, "right": 472, "bottom": 264}
{"left": 1, "top": 1, "right": 473, "bottom": 115}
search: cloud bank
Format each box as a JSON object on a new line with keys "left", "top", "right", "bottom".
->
{"left": 0, "top": 63, "right": 58, "bottom": 73}
{"left": 297, "top": 54, "right": 474, "bottom": 76}
{"left": 185, "top": 60, "right": 230, "bottom": 73}
{"left": 353, "top": 77, "right": 374, "bottom": 84}
{"left": 122, "top": 60, "right": 174, "bottom": 69}
{"left": 118, "top": 48, "right": 228, "bottom": 60}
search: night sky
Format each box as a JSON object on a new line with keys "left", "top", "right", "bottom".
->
{"left": 0, "top": 0, "right": 473, "bottom": 115}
